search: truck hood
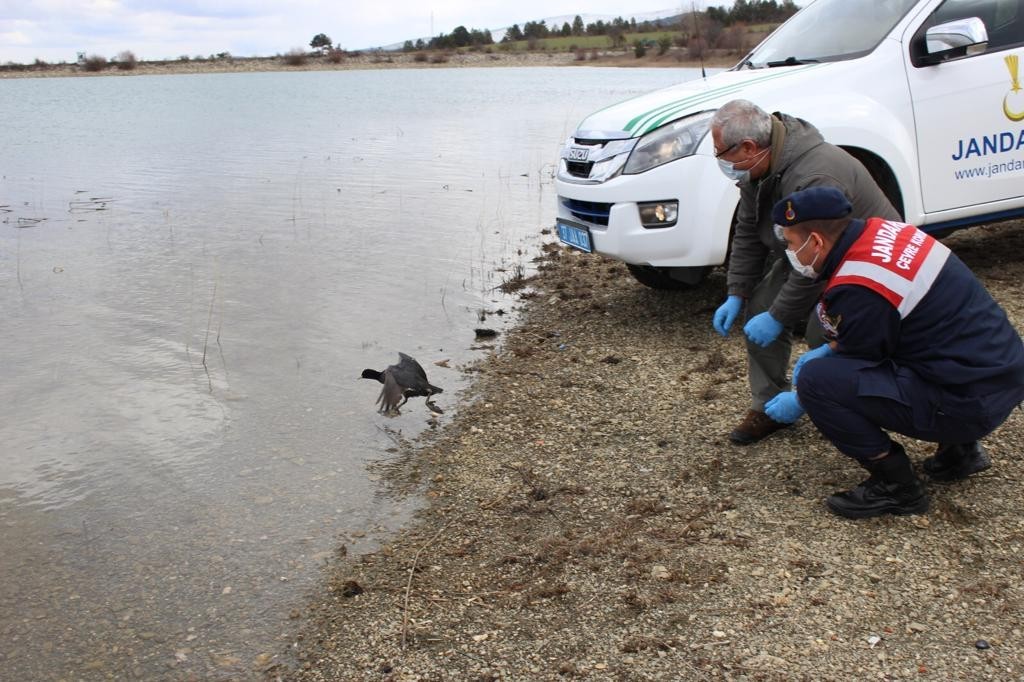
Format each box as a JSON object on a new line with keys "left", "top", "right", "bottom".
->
{"left": 575, "top": 64, "right": 827, "bottom": 139}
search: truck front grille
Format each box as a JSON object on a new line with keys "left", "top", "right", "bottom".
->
{"left": 565, "top": 160, "right": 594, "bottom": 179}
{"left": 564, "top": 137, "right": 616, "bottom": 179}
{"left": 562, "top": 198, "right": 612, "bottom": 226}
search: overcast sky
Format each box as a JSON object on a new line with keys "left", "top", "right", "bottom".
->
{"left": 0, "top": 1, "right": 726, "bottom": 64}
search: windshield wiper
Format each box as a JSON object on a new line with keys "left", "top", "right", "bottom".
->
{"left": 766, "top": 56, "right": 820, "bottom": 67}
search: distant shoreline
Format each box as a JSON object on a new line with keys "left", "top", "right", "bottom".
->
{"left": 0, "top": 50, "right": 737, "bottom": 79}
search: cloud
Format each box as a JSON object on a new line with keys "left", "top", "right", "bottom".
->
{"left": 0, "top": 1, "right": 698, "bottom": 63}
{"left": 0, "top": 30, "right": 30, "bottom": 45}
{"left": 125, "top": 0, "right": 273, "bottom": 20}
{"left": 1, "top": 1, "right": 288, "bottom": 61}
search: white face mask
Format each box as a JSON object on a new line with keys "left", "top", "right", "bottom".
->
{"left": 785, "top": 235, "right": 820, "bottom": 279}
{"left": 717, "top": 147, "right": 768, "bottom": 183}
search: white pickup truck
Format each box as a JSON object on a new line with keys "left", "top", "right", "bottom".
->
{"left": 555, "top": 0, "right": 1024, "bottom": 289}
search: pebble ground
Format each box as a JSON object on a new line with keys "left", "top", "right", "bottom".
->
{"left": 277, "top": 223, "right": 1024, "bottom": 681}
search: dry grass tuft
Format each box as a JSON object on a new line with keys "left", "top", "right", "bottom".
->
{"left": 82, "top": 55, "right": 107, "bottom": 72}
{"left": 283, "top": 49, "right": 307, "bottom": 66}
{"left": 114, "top": 50, "right": 137, "bottom": 70}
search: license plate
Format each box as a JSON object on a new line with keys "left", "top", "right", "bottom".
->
{"left": 556, "top": 219, "right": 593, "bottom": 253}
{"left": 567, "top": 147, "right": 590, "bottom": 162}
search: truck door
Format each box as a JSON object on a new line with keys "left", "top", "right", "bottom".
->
{"left": 905, "top": 0, "right": 1024, "bottom": 214}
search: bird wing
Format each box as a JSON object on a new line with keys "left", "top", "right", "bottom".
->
{"left": 378, "top": 370, "right": 404, "bottom": 413}
{"left": 402, "top": 354, "right": 442, "bottom": 396}
{"left": 391, "top": 353, "right": 434, "bottom": 397}
{"left": 398, "top": 352, "right": 429, "bottom": 382}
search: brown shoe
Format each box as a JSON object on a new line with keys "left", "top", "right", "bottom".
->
{"left": 729, "top": 409, "right": 788, "bottom": 445}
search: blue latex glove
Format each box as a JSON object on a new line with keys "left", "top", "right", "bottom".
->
{"left": 765, "top": 391, "right": 804, "bottom": 424}
{"left": 712, "top": 295, "right": 743, "bottom": 337}
{"left": 744, "top": 311, "right": 785, "bottom": 347}
{"left": 792, "top": 344, "right": 835, "bottom": 388}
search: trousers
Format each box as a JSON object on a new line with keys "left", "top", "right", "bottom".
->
{"left": 745, "top": 257, "right": 825, "bottom": 411}
{"left": 798, "top": 356, "right": 1022, "bottom": 461}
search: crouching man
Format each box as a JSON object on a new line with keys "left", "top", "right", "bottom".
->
{"left": 764, "top": 186, "right": 1024, "bottom": 519}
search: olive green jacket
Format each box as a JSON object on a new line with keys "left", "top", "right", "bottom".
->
{"left": 726, "top": 113, "right": 900, "bottom": 326}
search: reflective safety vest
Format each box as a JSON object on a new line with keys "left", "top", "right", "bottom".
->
{"left": 825, "top": 217, "right": 950, "bottom": 319}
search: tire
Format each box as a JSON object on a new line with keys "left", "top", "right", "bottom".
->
{"left": 843, "top": 148, "right": 904, "bottom": 219}
{"left": 626, "top": 264, "right": 711, "bottom": 290}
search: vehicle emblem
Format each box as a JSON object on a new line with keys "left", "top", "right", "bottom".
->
{"left": 567, "top": 147, "right": 590, "bottom": 162}
{"left": 1003, "top": 54, "right": 1024, "bottom": 122}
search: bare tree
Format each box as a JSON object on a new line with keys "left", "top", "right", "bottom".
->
{"left": 115, "top": 50, "right": 137, "bottom": 70}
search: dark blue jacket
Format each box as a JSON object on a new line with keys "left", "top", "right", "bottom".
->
{"left": 817, "top": 219, "right": 1024, "bottom": 411}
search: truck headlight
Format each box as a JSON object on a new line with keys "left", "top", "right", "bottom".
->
{"left": 623, "top": 111, "right": 714, "bottom": 175}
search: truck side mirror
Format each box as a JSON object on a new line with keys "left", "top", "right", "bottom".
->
{"left": 919, "top": 17, "right": 988, "bottom": 65}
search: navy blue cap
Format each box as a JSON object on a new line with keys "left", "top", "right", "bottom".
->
{"left": 772, "top": 186, "right": 852, "bottom": 227}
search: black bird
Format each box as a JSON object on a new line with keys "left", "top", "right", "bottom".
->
{"left": 361, "top": 353, "right": 443, "bottom": 415}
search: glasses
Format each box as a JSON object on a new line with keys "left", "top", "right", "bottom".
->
{"left": 714, "top": 140, "right": 743, "bottom": 159}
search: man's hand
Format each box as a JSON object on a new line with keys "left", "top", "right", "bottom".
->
{"left": 713, "top": 295, "right": 743, "bottom": 337}
{"left": 765, "top": 391, "right": 804, "bottom": 424}
{"left": 744, "top": 311, "right": 784, "bottom": 347}
{"left": 792, "top": 344, "right": 834, "bottom": 387}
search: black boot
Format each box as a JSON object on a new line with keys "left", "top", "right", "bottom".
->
{"left": 826, "top": 442, "right": 929, "bottom": 519}
{"left": 922, "top": 442, "right": 991, "bottom": 482}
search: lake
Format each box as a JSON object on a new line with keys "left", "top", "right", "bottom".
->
{"left": 0, "top": 65, "right": 704, "bottom": 679}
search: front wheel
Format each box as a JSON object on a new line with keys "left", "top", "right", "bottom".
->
{"left": 626, "top": 264, "right": 711, "bottom": 290}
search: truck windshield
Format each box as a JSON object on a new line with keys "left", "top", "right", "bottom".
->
{"left": 739, "top": 0, "right": 920, "bottom": 68}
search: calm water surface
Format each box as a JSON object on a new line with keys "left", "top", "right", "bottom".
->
{"left": 0, "top": 66, "right": 701, "bottom": 679}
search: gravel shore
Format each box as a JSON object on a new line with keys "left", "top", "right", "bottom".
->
{"left": 278, "top": 222, "right": 1024, "bottom": 681}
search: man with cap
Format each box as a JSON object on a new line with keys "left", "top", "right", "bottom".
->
{"left": 709, "top": 99, "right": 900, "bottom": 445}
{"left": 764, "top": 186, "right": 1024, "bottom": 519}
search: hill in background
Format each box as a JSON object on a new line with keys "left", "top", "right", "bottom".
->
{"left": 378, "top": 9, "right": 685, "bottom": 50}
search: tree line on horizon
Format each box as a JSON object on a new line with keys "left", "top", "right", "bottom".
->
{"left": 0, "top": 0, "right": 800, "bottom": 69}
{"left": 399, "top": 0, "right": 799, "bottom": 51}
